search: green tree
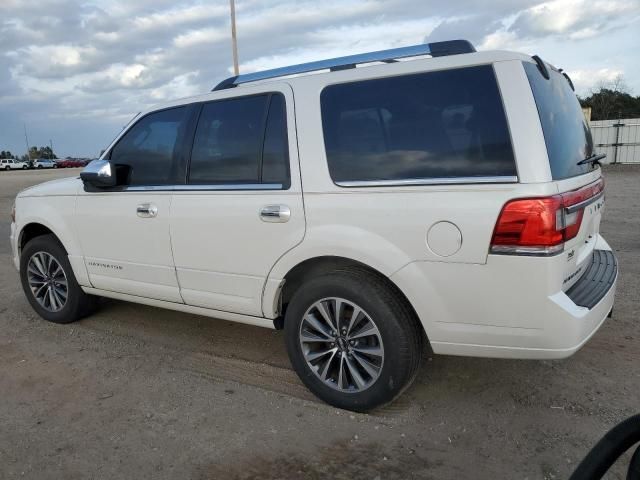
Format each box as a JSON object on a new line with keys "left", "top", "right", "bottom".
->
{"left": 40, "top": 146, "right": 57, "bottom": 159}
{"left": 579, "top": 75, "right": 640, "bottom": 120}
{"left": 28, "top": 146, "right": 58, "bottom": 159}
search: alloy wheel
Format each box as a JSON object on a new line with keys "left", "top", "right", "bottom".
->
{"left": 27, "top": 251, "right": 68, "bottom": 312}
{"left": 299, "top": 297, "right": 384, "bottom": 393}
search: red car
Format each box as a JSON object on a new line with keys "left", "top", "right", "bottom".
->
{"left": 57, "top": 159, "right": 88, "bottom": 168}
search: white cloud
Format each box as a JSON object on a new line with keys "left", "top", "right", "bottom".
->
{"left": 148, "top": 72, "right": 201, "bottom": 101}
{"left": 76, "top": 63, "right": 166, "bottom": 93}
{"left": 94, "top": 31, "right": 120, "bottom": 43}
{"left": 173, "top": 28, "right": 228, "bottom": 48}
{"left": 478, "top": 30, "right": 520, "bottom": 50}
{"left": 133, "top": 4, "right": 228, "bottom": 31}
{"left": 511, "top": 0, "right": 639, "bottom": 38}
{"left": 10, "top": 44, "right": 100, "bottom": 77}
{"left": 570, "top": 68, "right": 625, "bottom": 94}
{"left": 0, "top": 0, "right": 639, "bottom": 157}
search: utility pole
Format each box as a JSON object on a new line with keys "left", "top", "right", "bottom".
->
{"left": 23, "top": 124, "right": 30, "bottom": 160}
{"left": 229, "top": 0, "right": 239, "bottom": 75}
{"left": 50, "top": 139, "right": 53, "bottom": 160}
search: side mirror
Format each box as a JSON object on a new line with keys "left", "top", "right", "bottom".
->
{"left": 80, "top": 159, "right": 116, "bottom": 188}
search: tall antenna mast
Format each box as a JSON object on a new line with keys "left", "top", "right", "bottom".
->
{"left": 23, "top": 124, "right": 30, "bottom": 158}
{"left": 229, "top": 0, "right": 239, "bottom": 75}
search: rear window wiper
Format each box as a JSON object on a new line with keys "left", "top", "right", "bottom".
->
{"left": 577, "top": 153, "right": 606, "bottom": 166}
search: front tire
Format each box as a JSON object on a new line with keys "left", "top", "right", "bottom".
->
{"left": 20, "top": 234, "right": 97, "bottom": 323}
{"left": 284, "top": 268, "right": 423, "bottom": 412}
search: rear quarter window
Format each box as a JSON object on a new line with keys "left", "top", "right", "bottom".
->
{"left": 320, "top": 65, "right": 516, "bottom": 184}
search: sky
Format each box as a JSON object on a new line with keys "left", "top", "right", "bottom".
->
{"left": 1, "top": 0, "right": 639, "bottom": 158}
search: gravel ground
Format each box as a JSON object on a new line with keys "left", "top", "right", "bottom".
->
{"left": 0, "top": 166, "right": 638, "bottom": 479}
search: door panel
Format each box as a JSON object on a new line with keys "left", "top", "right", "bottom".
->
{"left": 75, "top": 193, "right": 181, "bottom": 302}
{"left": 170, "top": 84, "right": 304, "bottom": 316}
{"left": 170, "top": 190, "right": 304, "bottom": 315}
{"left": 74, "top": 105, "right": 195, "bottom": 302}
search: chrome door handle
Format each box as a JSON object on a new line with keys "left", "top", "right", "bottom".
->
{"left": 136, "top": 203, "right": 158, "bottom": 218}
{"left": 260, "top": 205, "right": 291, "bottom": 223}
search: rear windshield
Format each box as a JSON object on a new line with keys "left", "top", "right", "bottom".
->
{"left": 523, "top": 62, "right": 596, "bottom": 180}
{"left": 320, "top": 65, "right": 516, "bottom": 184}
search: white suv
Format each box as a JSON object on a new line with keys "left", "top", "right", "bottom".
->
{"left": 9, "top": 40, "right": 617, "bottom": 411}
{"left": 32, "top": 158, "right": 57, "bottom": 169}
{"left": 1, "top": 158, "right": 28, "bottom": 170}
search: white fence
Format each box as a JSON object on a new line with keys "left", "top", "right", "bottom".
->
{"left": 591, "top": 117, "right": 640, "bottom": 164}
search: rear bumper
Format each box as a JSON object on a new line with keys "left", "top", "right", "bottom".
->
{"left": 566, "top": 250, "right": 617, "bottom": 309}
{"left": 391, "top": 235, "right": 617, "bottom": 359}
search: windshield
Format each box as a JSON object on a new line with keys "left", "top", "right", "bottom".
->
{"left": 523, "top": 61, "right": 596, "bottom": 180}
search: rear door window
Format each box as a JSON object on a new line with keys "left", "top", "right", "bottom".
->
{"left": 188, "top": 93, "right": 290, "bottom": 187}
{"left": 189, "top": 95, "right": 267, "bottom": 184}
{"left": 320, "top": 65, "right": 516, "bottom": 184}
{"left": 523, "top": 62, "right": 596, "bottom": 180}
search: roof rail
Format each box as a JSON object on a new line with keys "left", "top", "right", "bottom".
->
{"left": 212, "top": 39, "right": 475, "bottom": 91}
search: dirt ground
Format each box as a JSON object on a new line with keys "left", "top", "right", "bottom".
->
{"left": 0, "top": 166, "right": 638, "bottom": 479}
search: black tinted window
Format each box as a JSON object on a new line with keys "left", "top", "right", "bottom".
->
{"left": 110, "top": 106, "right": 190, "bottom": 185}
{"left": 523, "top": 62, "right": 595, "bottom": 180}
{"left": 261, "top": 94, "right": 290, "bottom": 186}
{"left": 321, "top": 65, "right": 516, "bottom": 183}
{"left": 189, "top": 95, "right": 268, "bottom": 184}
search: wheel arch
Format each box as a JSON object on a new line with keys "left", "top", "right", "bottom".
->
{"left": 19, "top": 222, "right": 63, "bottom": 253}
{"left": 272, "top": 255, "right": 425, "bottom": 340}
{"left": 17, "top": 218, "right": 91, "bottom": 286}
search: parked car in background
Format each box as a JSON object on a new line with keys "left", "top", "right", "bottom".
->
{"left": 57, "top": 159, "right": 87, "bottom": 168}
{"left": 9, "top": 40, "right": 617, "bottom": 412}
{"left": 1, "top": 158, "right": 28, "bottom": 170}
{"left": 32, "top": 159, "right": 57, "bottom": 169}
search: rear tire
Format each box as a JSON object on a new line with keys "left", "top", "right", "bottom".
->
{"left": 20, "top": 234, "right": 98, "bottom": 324}
{"left": 284, "top": 267, "right": 423, "bottom": 412}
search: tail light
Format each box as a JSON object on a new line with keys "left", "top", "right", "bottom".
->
{"left": 491, "top": 178, "right": 604, "bottom": 255}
